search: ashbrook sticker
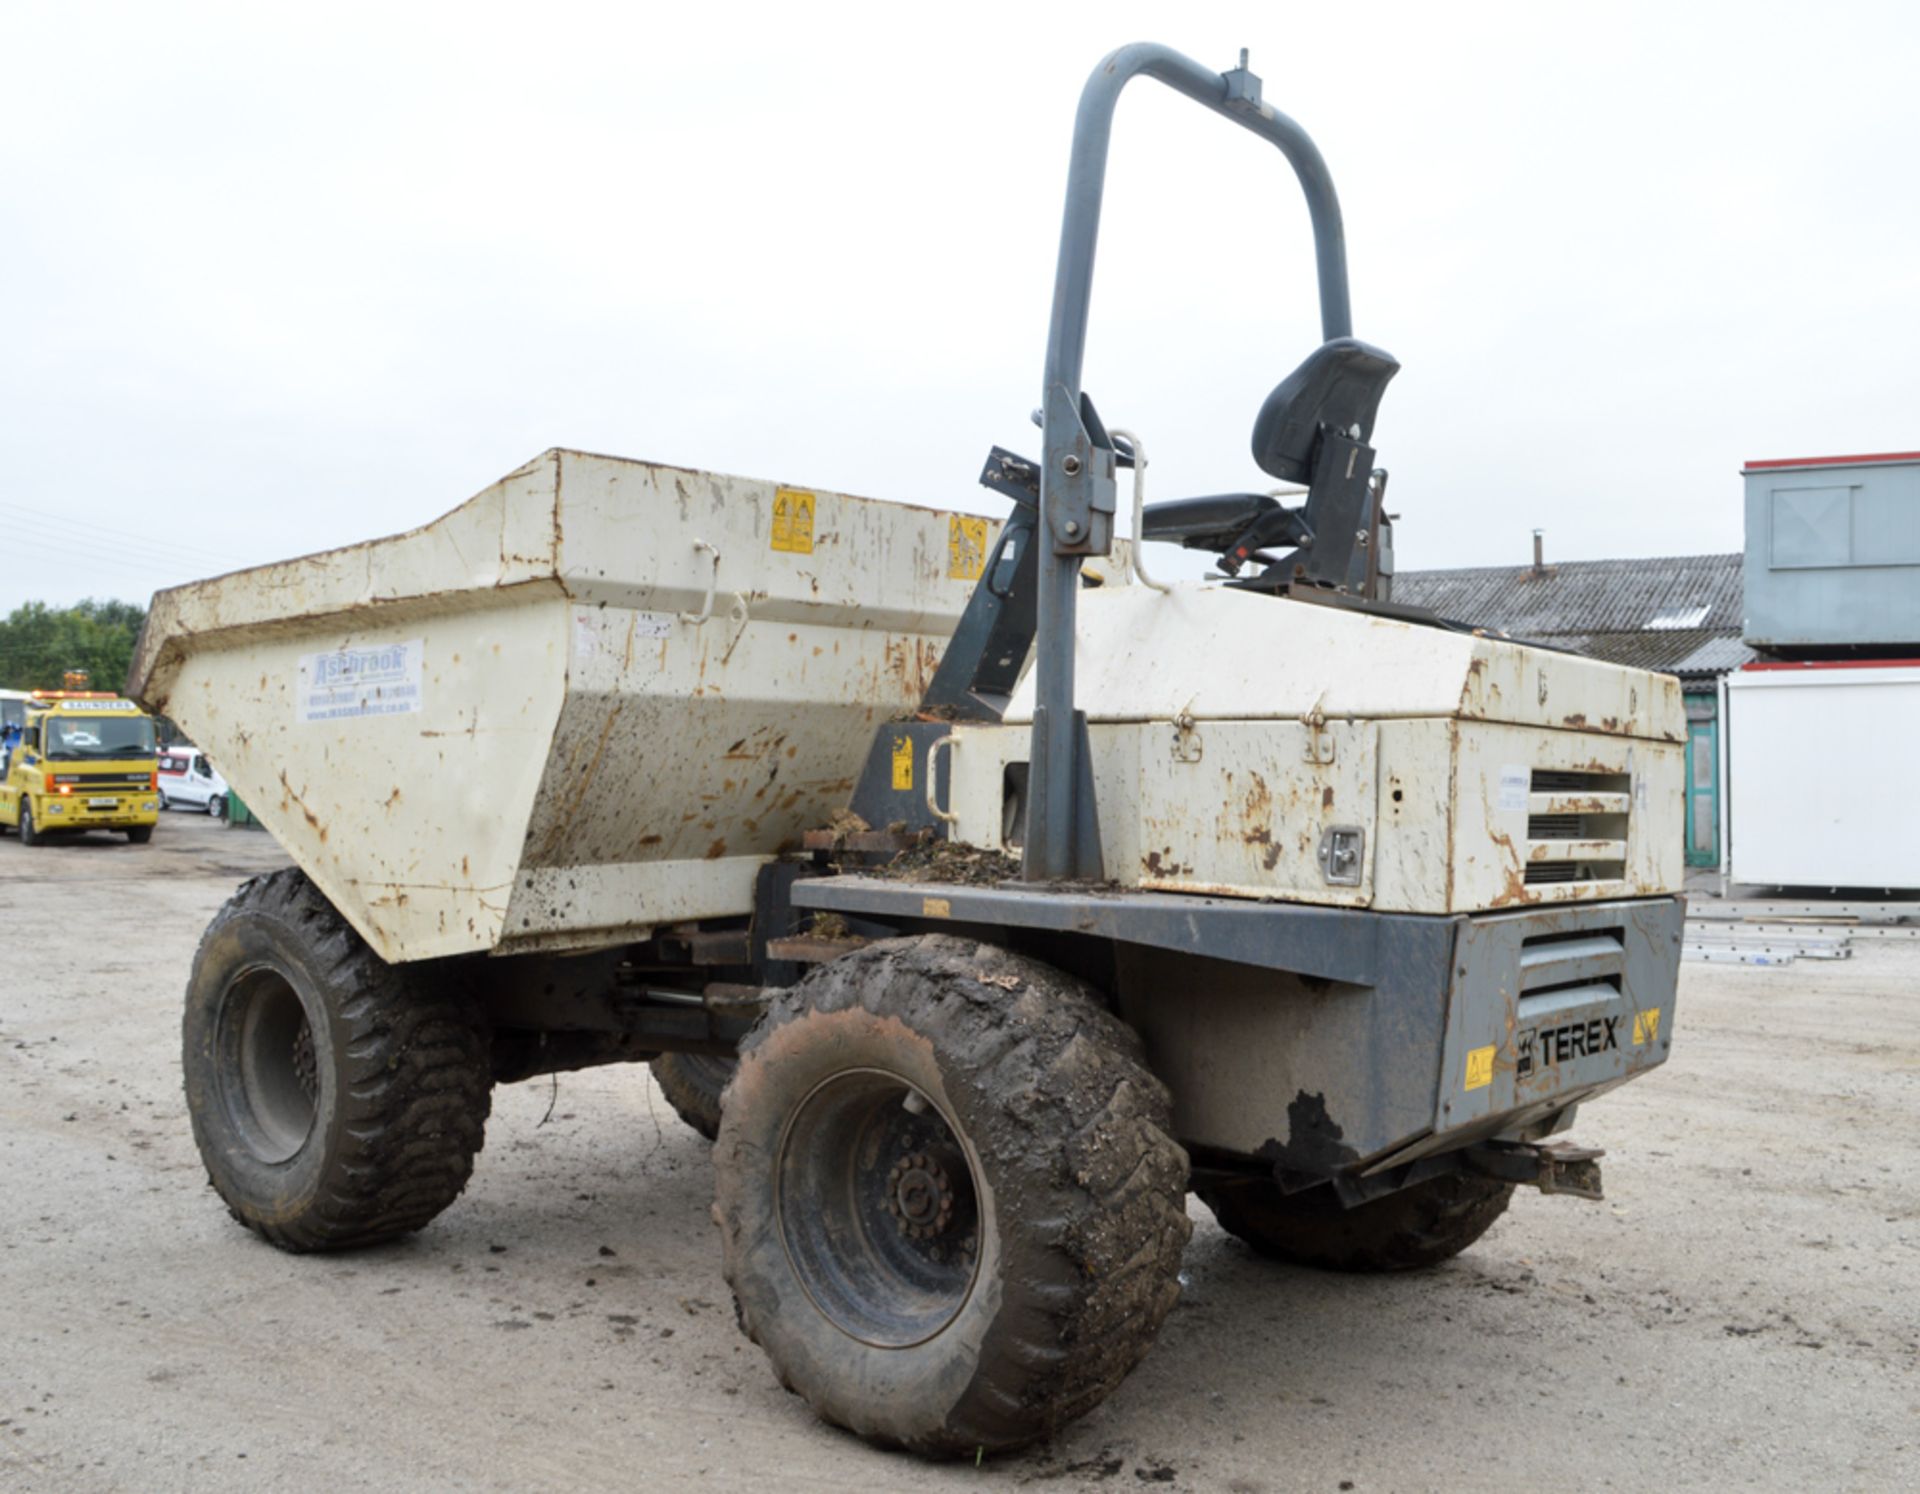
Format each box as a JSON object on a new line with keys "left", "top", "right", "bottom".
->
{"left": 297, "top": 640, "right": 424, "bottom": 724}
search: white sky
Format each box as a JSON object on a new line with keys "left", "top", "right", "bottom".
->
{"left": 3, "top": 0, "right": 1917, "bottom": 614}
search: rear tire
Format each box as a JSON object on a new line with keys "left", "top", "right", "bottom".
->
{"left": 716, "top": 935, "right": 1191, "bottom": 1456}
{"left": 182, "top": 867, "right": 492, "bottom": 1251}
{"left": 126, "top": 825, "right": 154, "bottom": 844}
{"left": 1198, "top": 1172, "right": 1513, "bottom": 1272}
{"left": 651, "top": 1051, "right": 734, "bottom": 1140}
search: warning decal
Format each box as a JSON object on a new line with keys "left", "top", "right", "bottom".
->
{"left": 771, "top": 488, "right": 816, "bottom": 553}
{"left": 1633, "top": 1008, "right": 1662, "bottom": 1045}
{"left": 890, "top": 734, "right": 914, "bottom": 791}
{"left": 948, "top": 514, "right": 989, "bottom": 580}
{"left": 1464, "top": 1044, "right": 1496, "bottom": 1091}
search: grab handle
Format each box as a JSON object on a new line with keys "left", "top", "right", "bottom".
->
{"left": 679, "top": 539, "right": 720, "bottom": 624}
{"left": 926, "top": 734, "right": 959, "bottom": 826}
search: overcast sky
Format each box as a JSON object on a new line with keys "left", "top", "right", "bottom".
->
{"left": 3, "top": 0, "right": 1917, "bottom": 616}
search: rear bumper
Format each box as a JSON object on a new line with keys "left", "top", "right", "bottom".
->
{"left": 1118, "top": 895, "right": 1683, "bottom": 1181}
{"left": 1371, "top": 896, "right": 1682, "bottom": 1174}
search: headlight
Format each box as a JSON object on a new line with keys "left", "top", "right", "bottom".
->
{"left": 45, "top": 802, "right": 65, "bottom": 815}
{"left": 143, "top": 800, "right": 158, "bottom": 810}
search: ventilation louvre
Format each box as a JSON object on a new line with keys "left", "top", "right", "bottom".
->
{"left": 1523, "top": 769, "right": 1628, "bottom": 887}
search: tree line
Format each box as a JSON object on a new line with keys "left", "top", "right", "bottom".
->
{"left": 0, "top": 600, "right": 148, "bottom": 693}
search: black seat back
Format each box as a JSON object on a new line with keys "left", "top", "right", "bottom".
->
{"left": 1251, "top": 337, "right": 1399, "bottom": 483}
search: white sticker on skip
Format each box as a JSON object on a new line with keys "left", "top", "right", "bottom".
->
{"left": 632, "top": 611, "right": 673, "bottom": 639}
{"left": 297, "top": 639, "right": 424, "bottom": 724}
{"left": 1496, "top": 764, "right": 1530, "bottom": 813}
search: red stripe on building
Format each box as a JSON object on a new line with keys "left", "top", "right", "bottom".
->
{"left": 1741, "top": 658, "right": 1920, "bottom": 672}
{"left": 1742, "top": 451, "right": 1920, "bottom": 473}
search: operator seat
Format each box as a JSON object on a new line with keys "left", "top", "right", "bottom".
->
{"left": 1138, "top": 337, "right": 1400, "bottom": 565}
{"left": 1251, "top": 336, "right": 1399, "bottom": 482}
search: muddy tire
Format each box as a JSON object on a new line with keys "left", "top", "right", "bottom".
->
{"left": 651, "top": 1051, "right": 734, "bottom": 1141}
{"left": 1199, "top": 1172, "right": 1514, "bottom": 1272}
{"left": 182, "top": 867, "right": 492, "bottom": 1252}
{"left": 715, "top": 935, "right": 1191, "bottom": 1457}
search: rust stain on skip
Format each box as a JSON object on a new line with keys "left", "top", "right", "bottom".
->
{"left": 278, "top": 770, "right": 327, "bottom": 842}
{"left": 540, "top": 703, "right": 624, "bottom": 859}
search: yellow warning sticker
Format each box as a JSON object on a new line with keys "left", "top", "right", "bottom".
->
{"left": 922, "top": 896, "right": 952, "bottom": 919}
{"left": 771, "top": 487, "right": 815, "bottom": 554}
{"left": 1633, "top": 1008, "right": 1662, "bottom": 1045}
{"left": 890, "top": 734, "right": 913, "bottom": 791}
{"left": 1464, "top": 1044, "right": 1496, "bottom": 1091}
{"left": 948, "top": 514, "right": 989, "bottom": 580}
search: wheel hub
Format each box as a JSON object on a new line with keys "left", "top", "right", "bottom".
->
{"left": 774, "top": 1068, "right": 985, "bottom": 1348}
{"left": 291, "top": 1021, "right": 318, "bottom": 1104}
{"left": 886, "top": 1151, "right": 955, "bottom": 1240}
{"left": 223, "top": 966, "right": 321, "bottom": 1163}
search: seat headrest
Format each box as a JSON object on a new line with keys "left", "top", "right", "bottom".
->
{"left": 1251, "top": 337, "right": 1400, "bottom": 483}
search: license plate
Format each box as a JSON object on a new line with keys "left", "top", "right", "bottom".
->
{"left": 87, "top": 797, "right": 118, "bottom": 808}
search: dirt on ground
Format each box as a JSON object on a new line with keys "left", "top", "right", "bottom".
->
{"left": 1, "top": 813, "right": 1915, "bottom": 1491}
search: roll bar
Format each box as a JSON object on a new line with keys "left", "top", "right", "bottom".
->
{"left": 1025, "top": 43, "right": 1355, "bottom": 880}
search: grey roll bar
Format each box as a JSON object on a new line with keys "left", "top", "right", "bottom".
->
{"left": 1024, "top": 42, "right": 1357, "bottom": 880}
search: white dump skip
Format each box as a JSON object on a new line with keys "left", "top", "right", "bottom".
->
{"left": 1724, "top": 662, "right": 1920, "bottom": 891}
{"left": 131, "top": 450, "right": 994, "bottom": 962}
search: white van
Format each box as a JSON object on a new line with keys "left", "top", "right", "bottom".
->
{"left": 157, "top": 746, "right": 230, "bottom": 815}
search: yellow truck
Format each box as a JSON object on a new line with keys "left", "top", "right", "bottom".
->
{"left": 0, "top": 691, "right": 161, "bottom": 846}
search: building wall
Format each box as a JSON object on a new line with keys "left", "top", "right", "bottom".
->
{"left": 1743, "top": 456, "right": 1920, "bottom": 649}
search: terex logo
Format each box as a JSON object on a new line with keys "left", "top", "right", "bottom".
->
{"left": 1516, "top": 1016, "right": 1619, "bottom": 1077}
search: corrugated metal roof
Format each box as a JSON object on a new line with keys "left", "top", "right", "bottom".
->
{"left": 1394, "top": 552, "right": 1749, "bottom": 680}
{"left": 1554, "top": 630, "right": 1758, "bottom": 679}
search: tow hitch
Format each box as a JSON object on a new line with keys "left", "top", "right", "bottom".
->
{"left": 1466, "top": 1139, "right": 1606, "bottom": 1201}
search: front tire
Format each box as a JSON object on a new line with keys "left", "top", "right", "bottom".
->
{"left": 19, "top": 801, "right": 41, "bottom": 846}
{"left": 182, "top": 867, "right": 492, "bottom": 1251}
{"left": 1199, "top": 1172, "right": 1514, "bottom": 1272}
{"left": 715, "top": 935, "right": 1191, "bottom": 1456}
{"left": 126, "top": 825, "right": 154, "bottom": 844}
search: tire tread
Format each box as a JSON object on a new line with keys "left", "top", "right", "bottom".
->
{"left": 186, "top": 867, "right": 491, "bottom": 1252}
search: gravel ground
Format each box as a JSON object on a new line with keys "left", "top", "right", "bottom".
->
{"left": 2, "top": 813, "right": 1915, "bottom": 1492}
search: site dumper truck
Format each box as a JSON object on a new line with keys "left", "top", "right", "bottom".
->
{"left": 130, "top": 44, "right": 1684, "bottom": 1457}
{"left": 0, "top": 690, "right": 161, "bottom": 845}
